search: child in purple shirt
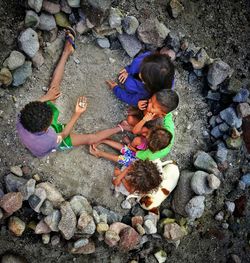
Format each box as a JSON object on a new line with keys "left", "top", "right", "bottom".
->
{"left": 106, "top": 49, "right": 175, "bottom": 106}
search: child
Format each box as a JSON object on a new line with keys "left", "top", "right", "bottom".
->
{"left": 89, "top": 126, "right": 172, "bottom": 167}
{"left": 17, "top": 29, "right": 131, "bottom": 158}
{"left": 106, "top": 50, "right": 175, "bottom": 106}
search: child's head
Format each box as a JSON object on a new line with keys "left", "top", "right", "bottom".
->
{"left": 20, "top": 101, "right": 53, "bottom": 133}
{"left": 140, "top": 53, "right": 175, "bottom": 94}
{"left": 147, "top": 90, "right": 179, "bottom": 117}
{"left": 147, "top": 127, "right": 172, "bottom": 152}
{"left": 127, "top": 159, "right": 162, "bottom": 194}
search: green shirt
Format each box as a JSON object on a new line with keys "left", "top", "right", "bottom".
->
{"left": 136, "top": 113, "right": 175, "bottom": 160}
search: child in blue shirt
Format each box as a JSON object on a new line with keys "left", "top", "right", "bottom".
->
{"left": 106, "top": 49, "right": 175, "bottom": 106}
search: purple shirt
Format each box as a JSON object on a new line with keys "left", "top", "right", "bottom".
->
{"left": 16, "top": 118, "right": 59, "bottom": 157}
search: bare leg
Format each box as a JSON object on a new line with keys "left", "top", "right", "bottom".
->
{"left": 47, "top": 37, "right": 74, "bottom": 103}
{"left": 99, "top": 139, "right": 124, "bottom": 151}
{"left": 89, "top": 145, "right": 119, "bottom": 163}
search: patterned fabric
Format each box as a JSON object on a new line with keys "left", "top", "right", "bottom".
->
{"left": 118, "top": 146, "right": 137, "bottom": 167}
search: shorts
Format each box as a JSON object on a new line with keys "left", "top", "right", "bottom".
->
{"left": 47, "top": 101, "right": 73, "bottom": 150}
{"left": 118, "top": 146, "right": 137, "bottom": 167}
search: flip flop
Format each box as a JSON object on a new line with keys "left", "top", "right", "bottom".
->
{"left": 65, "top": 26, "right": 77, "bottom": 50}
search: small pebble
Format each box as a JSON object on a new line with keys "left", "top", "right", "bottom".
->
{"left": 225, "top": 201, "right": 235, "bottom": 213}
{"left": 215, "top": 211, "right": 224, "bottom": 221}
{"left": 42, "top": 233, "right": 50, "bottom": 244}
{"left": 222, "top": 223, "right": 229, "bottom": 229}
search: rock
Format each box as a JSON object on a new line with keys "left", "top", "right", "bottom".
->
{"left": 40, "top": 200, "right": 54, "bottom": 216}
{"left": 191, "top": 171, "right": 214, "bottom": 195}
{"left": 215, "top": 143, "right": 228, "bottom": 163}
{"left": 39, "top": 13, "right": 57, "bottom": 31}
{"left": 6, "top": 51, "right": 25, "bottom": 71}
{"left": 207, "top": 59, "right": 231, "bottom": 87}
{"left": 36, "top": 182, "right": 64, "bottom": 207}
{"left": 58, "top": 201, "right": 76, "bottom": 240}
{"left": 169, "top": 0, "right": 184, "bottom": 18}
{"left": 120, "top": 199, "right": 131, "bottom": 210}
{"left": 118, "top": 33, "right": 142, "bottom": 57}
{"left": 1, "top": 254, "right": 27, "bottom": 263}
{"left": 55, "top": 12, "right": 70, "bottom": 28}
{"left": 86, "top": 0, "right": 111, "bottom": 12}
{"left": 211, "top": 126, "right": 223, "bottom": 138}
{"left": 32, "top": 51, "right": 45, "bottom": 69}
{"left": 92, "top": 209, "right": 100, "bottom": 224}
{"left": 0, "top": 68, "right": 12, "bottom": 86}
{"left": 70, "top": 195, "right": 92, "bottom": 216}
{"left": 215, "top": 211, "right": 224, "bottom": 221}
{"left": 172, "top": 170, "right": 195, "bottom": 216}
{"left": 135, "top": 223, "right": 145, "bottom": 235}
{"left": 28, "top": 188, "right": 46, "bottom": 212}
{"left": 76, "top": 20, "right": 88, "bottom": 34}
{"left": 206, "top": 91, "right": 221, "bottom": 101}
{"left": 105, "top": 230, "right": 120, "bottom": 246}
{"left": 42, "top": 233, "right": 50, "bottom": 244}
{"left": 51, "top": 235, "right": 60, "bottom": 246}
{"left": 8, "top": 216, "right": 25, "bottom": 236}
{"left": 28, "top": 0, "right": 43, "bottom": 12}
{"left": 194, "top": 151, "right": 220, "bottom": 176}
{"left": 19, "top": 179, "right": 36, "bottom": 200}
{"left": 109, "top": 7, "right": 122, "bottom": 29}
{"left": 92, "top": 24, "right": 116, "bottom": 37}
{"left": 225, "top": 201, "right": 235, "bottom": 213}
{"left": 24, "top": 10, "right": 40, "bottom": 28}
{"left": 96, "top": 38, "right": 110, "bottom": 49}
{"left": 18, "top": 28, "right": 39, "bottom": 58}
{"left": 45, "top": 37, "right": 64, "bottom": 57}
{"left": 12, "top": 61, "right": 32, "bottom": 87}
{"left": 207, "top": 174, "right": 221, "bottom": 190}
{"left": 230, "top": 254, "right": 242, "bottom": 263}
{"left": 119, "top": 227, "right": 141, "bottom": 252}
{"left": 96, "top": 222, "right": 109, "bottom": 233}
{"left": 185, "top": 196, "right": 205, "bottom": 220}
{"left": 43, "top": 27, "right": 58, "bottom": 43}
{"left": 77, "top": 211, "right": 92, "bottom": 230}
{"left": 4, "top": 174, "right": 27, "bottom": 192}
{"left": 233, "top": 88, "right": 249, "bottom": 103}
{"left": 79, "top": 218, "right": 96, "bottom": 235}
{"left": 220, "top": 107, "right": 242, "bottom": 128}
{"left": 74, "top": 238, "right": 89, "bottom": 249}
{"left": 161, "top": 209, "right": 174, "bottom": 218}
{"left": 144, "top": 219, "right": 157, "bottom": 234}
{"left": 163, "top": 223, "right": 185, "bottom": 241}
{"left": 226, "top": 137, "right": 243, "bottom": 149}
{"left": 165, "top": 31, "right": 181, "bottom": 53}
{"left": 240, "top": 173, "right": 250, "bottom": 187}
{"left": 35, "top": 220, "right": 51, "bottom": 234}
{"left": 42, "top": 0, "right": 60, "bottom": 14}
{"left": 0, "top": 208, "right": 3, "bottom": 220}
{"left": 154, "top": 250, "right": 167, "bottom": 263}
{"left": 222, "top": 223, "right": 229, "bottom": 229}
{"left": 122, "top": 16, "right": 139, "bottom": 35}
{"left": 44, "top": 210, "right": 61, "bottom": 231}
{"left": 61, "top": 0, "right": 71, "bottom": 13}
{"left": 191, "top": 48, "right": 211, "bottom": 69}
{"left": 144, "top": 213, "right": 158, "bottom": 226}
{"left": 131, "top": 216, "right": 143, "bottom": 227}
{"left": 137, "top": 18, "right": 170, "bottom": 47}
{"left": 0, "top": 192, "right": 23, "bottom": 214}
{"left": 71, "top": 240, "right": 95, "bottom": 254}
{"left": 93, "top": 206, "right": 122, "bottom": 224}
{"left": 67, "top": 0, "right": 80, "bottom": 8}
{"left": 237, "top": 103, "right": 250, "bottom": 118}
{"left": 218, "top": 122, "right": 230, "bottom": 133}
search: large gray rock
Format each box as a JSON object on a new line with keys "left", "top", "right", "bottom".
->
{"left": 12, "top": 61, "right": 32, "bottom": 87}
{"left": 67, "top": 0, "right": 80, "bottom": 8}
{"left": 193, "top": 151, "right": 220, "bottom": 176}
{"left": 137, "top": 18, "right": 170, "bottom": 47}
{"left": 36, "top": 182, "right": 64, "bottom": 207}
{"left": 172, "top": 170, "right": 195, "bottom": 216}
{"left": 25, "top": 10, "right": 40, "bottom": 28}
{"left": 19, "top": 179, "right": 36, "bottom": 200}
{"left": 18, "top": 28, "right": 39, "bottom": 58}
{"left": 109, "top": 7, "right": 122, "bottom": 29}
{"left": 122, "top": 16, "right": 139, "bottom": 35}
{"left": 58, "top": 202, "right": 77, "bottom": 240}
{"left": 70, "top": 195, "right": 92, "bottom": 216}
{"left": 4, "top": 174, "right": 27, "bottom": 192}
{"left": 40, "top": 200, "right": 54, "bottom": 216}
{"left": 93, "top": 206, "right": 122, "bottom": 224}
{"left": 44, "top": 209, "right": 61, "bottom": 231}
{"left": 28, "top": 0, "right": 43, "bottom": 12}
{"left": 118, "top": 33, "right": 142, "bottom": 57}
{"left": 5, "top": 51, "right": 25, "bottom": 71}
{"left": 39, "top": 13, "right": 57, "bottom": 31}
{"left": 207, "top": 59, "right": 231, "bottom": 87}
{"left": 191, "top": 171, "right": 213, "bottom": 195}
{"left": 185, "top": 196, "right": 205, "bottom": 220}
{"left": 219, "top": 107, "right": 242, "bottom": 128}
{"left": 96, "top": 38, "right": 110, "bottom": 49}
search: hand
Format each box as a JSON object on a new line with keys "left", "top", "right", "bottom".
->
{"left": 112, "top": 177, "right": 122, "bottom": 186}
{"left": 40, "top": 86, "right": 61, "bottom": 102}
{"left": 106, "top": 80, "right": 118, "bottom": 90}
{"left": 143, "top": 112, "right": 156, "bottom": 122}
{"left": 75, "top": 96, "right": 87, "bottom": 115}
{"left": 138, "top": 100, "right": 148, "bottom": 110}
{"left": 118, "top": 68, "right": 128, "bottom": 84}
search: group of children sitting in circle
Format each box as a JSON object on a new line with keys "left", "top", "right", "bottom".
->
{"left": 17, "top": 29, "right": 180, "bottom": 212}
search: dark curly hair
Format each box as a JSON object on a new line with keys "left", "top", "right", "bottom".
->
{"left": 127, "top": 159, "right": 162, "bottom": 194}
{"left": 140, "top": 53, "right": 175, "bottom": 94}
{"left": 20, "top": 101, "right": 53, "bottom": 133}
{"left": 148, "top": 127, "right": 172, "bottom": 152}
{"left": 155, "top": 89, "right": 179, "bottom": 113}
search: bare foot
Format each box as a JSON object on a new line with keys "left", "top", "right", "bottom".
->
{"left": 120, "top": 120, "right": 132, "bottom": 132}
{"left": 106, "top": 80, "right": 118, "bottom": 89}
{"left": 89, "top": 145, "right": 100, "bottom": 158}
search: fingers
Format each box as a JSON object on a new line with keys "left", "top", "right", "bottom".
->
{"left": 119, "top": 68, "right": 126, "bottom": 74}
{"left": 78, "top": 96, "right": 87, "bottom": 108}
